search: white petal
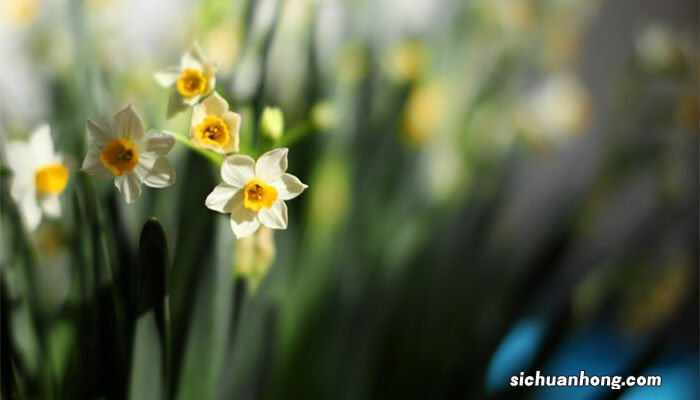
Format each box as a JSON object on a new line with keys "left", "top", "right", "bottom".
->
{"left": 144, "top": 130, "right": 175, "bottom": 155}
{"left": 223, "top": 111, "right": 242, "bottom": 132}
{"left": 229, "top": 191, "right": 260, "bottom": 239}
{"left": 112, "top": 105, "right": 144, "bottom": 142}
{"left": 18, "top": 193, "right": 42, "bottom": 231}
{"left": 182, "top": 53, "right": 203, "bottom": 70}
{"left": 131, "top": 152, "right": 158, "bottom": 182}
{"left": 221, "top": 155, "right": 256, "bottom": 187}
{"left": 5, "top": 141, "right": 33, "bottom": 172}
{"left": 255, "top": 148, "right": 288, "bottom": 182}
{"left": 190, "top": 102, "right": 207, "bottom": 124}
{"left": 231, "top": 217, "right": 260, "bottom": 240}
{"left": 39, "top": 195, "right": 61, "bottom": 217}
{"left": 9, "top": 170, "right": 33, "bottom": 203}
{"left": 182, "top": 94, "right": 202, "bottom": 106}
{"left": 114, "top": 172, "right": 142, "bottom": 204}
{"left": 182, "top": 42, "right": 206, "bottom": 68}
{"left": 81, "top": 147, "right": 113, "bottom": 180}
{"left": 271, "top": 173, "right": 308, "bottom": 200}
{"left": 154, "top": 67, "right": 182, "bottom": 87}
{"left": 203, "top": 63, "right": 217, "bottom": 92}
{"left": 201, "top": 92, "right": 228, "bottom": 116}
{"left": 29, "top": 124, "right": 55, "bottom": 163}
{"left": 258, "top": 200, "right": 288, "bottom": 230}
{"left": 205, "top": 184, "right": 239, "bottom": 213}
{"left": 86, "top": 116, "right": 114, "bottom": 147}
{"left": 222, "top": 112, "right": 241, "bottom": 153}
{"left": 142, "top": 157, "right": 176, "bottom": 188}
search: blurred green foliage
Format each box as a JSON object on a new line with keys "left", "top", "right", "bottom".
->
{"left": 0, "top": 0, "right": 698, "bottom": 399}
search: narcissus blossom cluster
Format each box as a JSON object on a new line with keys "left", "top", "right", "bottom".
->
{"left": 7, "top": 43, "right": 307, "bottom": 241}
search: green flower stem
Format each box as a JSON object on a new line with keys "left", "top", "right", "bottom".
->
{"left": 166, "top": 122, "right": 315, "bottom": 165}
{"left": 276, "top": 122, "right": 315, "bottom": 148}
{"left": 165, "top": 131, "right": 224, "bottom": 166}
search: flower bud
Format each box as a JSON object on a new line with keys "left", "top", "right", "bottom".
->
{"left": 235, "top": 227, "right": 276, "bottom": 290}
{"left": 259, "top": 107, "right": 284, "bottom": 141}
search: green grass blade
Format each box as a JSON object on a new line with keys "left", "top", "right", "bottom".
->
{"left": 176, "top": 217, "right": 233, "bottom": 400}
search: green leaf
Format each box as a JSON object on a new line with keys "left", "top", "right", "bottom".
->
{"left": 128, "top": 311, "right": 164, "bottom": 400}
{"left": 76, "top": 174, "right": 128, "bottom": 398}
{"left": 169, "top": 152, "right": 217, "bottom": 386}
{"left": 47, "top": 319, "right": 76, "bottom": 384}
{"left": 137, "top": 218, "right": 171, "bottom": 381}
{"left": 128, "top": 218, "right": 171, "bottom": 400}
{"left": 176, "top": 217, "right": 233, "bottom": 400}
{"left": 135, "top": 218, "right": 169, "bottom": 337}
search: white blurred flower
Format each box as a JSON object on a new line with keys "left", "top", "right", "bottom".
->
{"left": 311, "top": 100, "right": 338, "bottom": 131}
{"left": 636, "top": 24, "right": 680, "bottom": 71}
{"left": 5, "top": 124, "right": 68, "bottom": 230}
{"left": 206, "top": 148, "right": 307, "bottom": 239}
{"left": 154, "top": 43, "right": 217, "bottom": 117}
{"left": 81, "top": 105, "right": 176, "bottom": 204}
{"left": 524, "top": 73, "right": 591, "bottom": 141}
{"left": 190, "top": 93, "right": 241, "bottom": 154}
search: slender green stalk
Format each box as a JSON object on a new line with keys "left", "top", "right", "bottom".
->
{"left": 276, "top": 122, "right": 315, "bottom": 148}
{"left": 165, "top": 131, "right": 224, "bottom": 165}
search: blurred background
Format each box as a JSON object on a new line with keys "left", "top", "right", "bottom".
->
{"left": 0, "top": 0, "right": 698, "bottom": 399}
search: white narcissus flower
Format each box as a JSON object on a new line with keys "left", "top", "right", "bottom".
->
{"left": 155, "top": 43, "right": 217, "bottom": 118}
{"left": 5, "top": 124, "right": 69, "bottom": 230}
{"left": 81, "top": 105, "right": 177, "bottom": 204}
{"left": 205, "top": 148, "right": 308, "bottom": 239}
{"left": 189, "top": 92, "right": 241, "bottom": 154}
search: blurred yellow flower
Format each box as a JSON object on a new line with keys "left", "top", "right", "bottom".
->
{"left": 5, "top": 124, "right": 68, "bottom": 230}
{"left": 189, "top": 93, "right": 241, "bottom": 154}
{"left": 337, "top": 42, "right": 369, "bottom": 83}
{"left": 81, "top": 105, "right": 177, "bottom": 204}
{"left": 401, "top": 81, "right": 448, "bottom": 144}
{"left": 388, "top": 39, "right": 430, "bottom": 82}
{"left": 544, "top": 21, "right": 584, "bottom": 69}
{"left": 155, "top": 43, "right": 218, "bottom": 118}
{"left": 486, "top": 0, "right": 537, "bottom": 31}
{"left": 542, "top": 1, "right": 600, "bottom": 69}
{"left": 3, "top": 0, "right": 38, "bottom": 28}
{"left": 678, "top": 92, "right": 698, "bottom": 131}
{"left": 206, "top": 148, "right": 307, "bottom": 239}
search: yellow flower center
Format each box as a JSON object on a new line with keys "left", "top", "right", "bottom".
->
{"left": 196, "top": 115, "right": 230, "bottom": 147}
{"left": 243, "top": 180, "right": 278, "bottom": 212}
{"left": 100, "top": 138, "right": 139, "bottom": 176}
{"left": 35, "top": 164, "right": 69, "bottom": 195}
{"left": 176, "top": 68, "right": 208, "bottom": 97}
